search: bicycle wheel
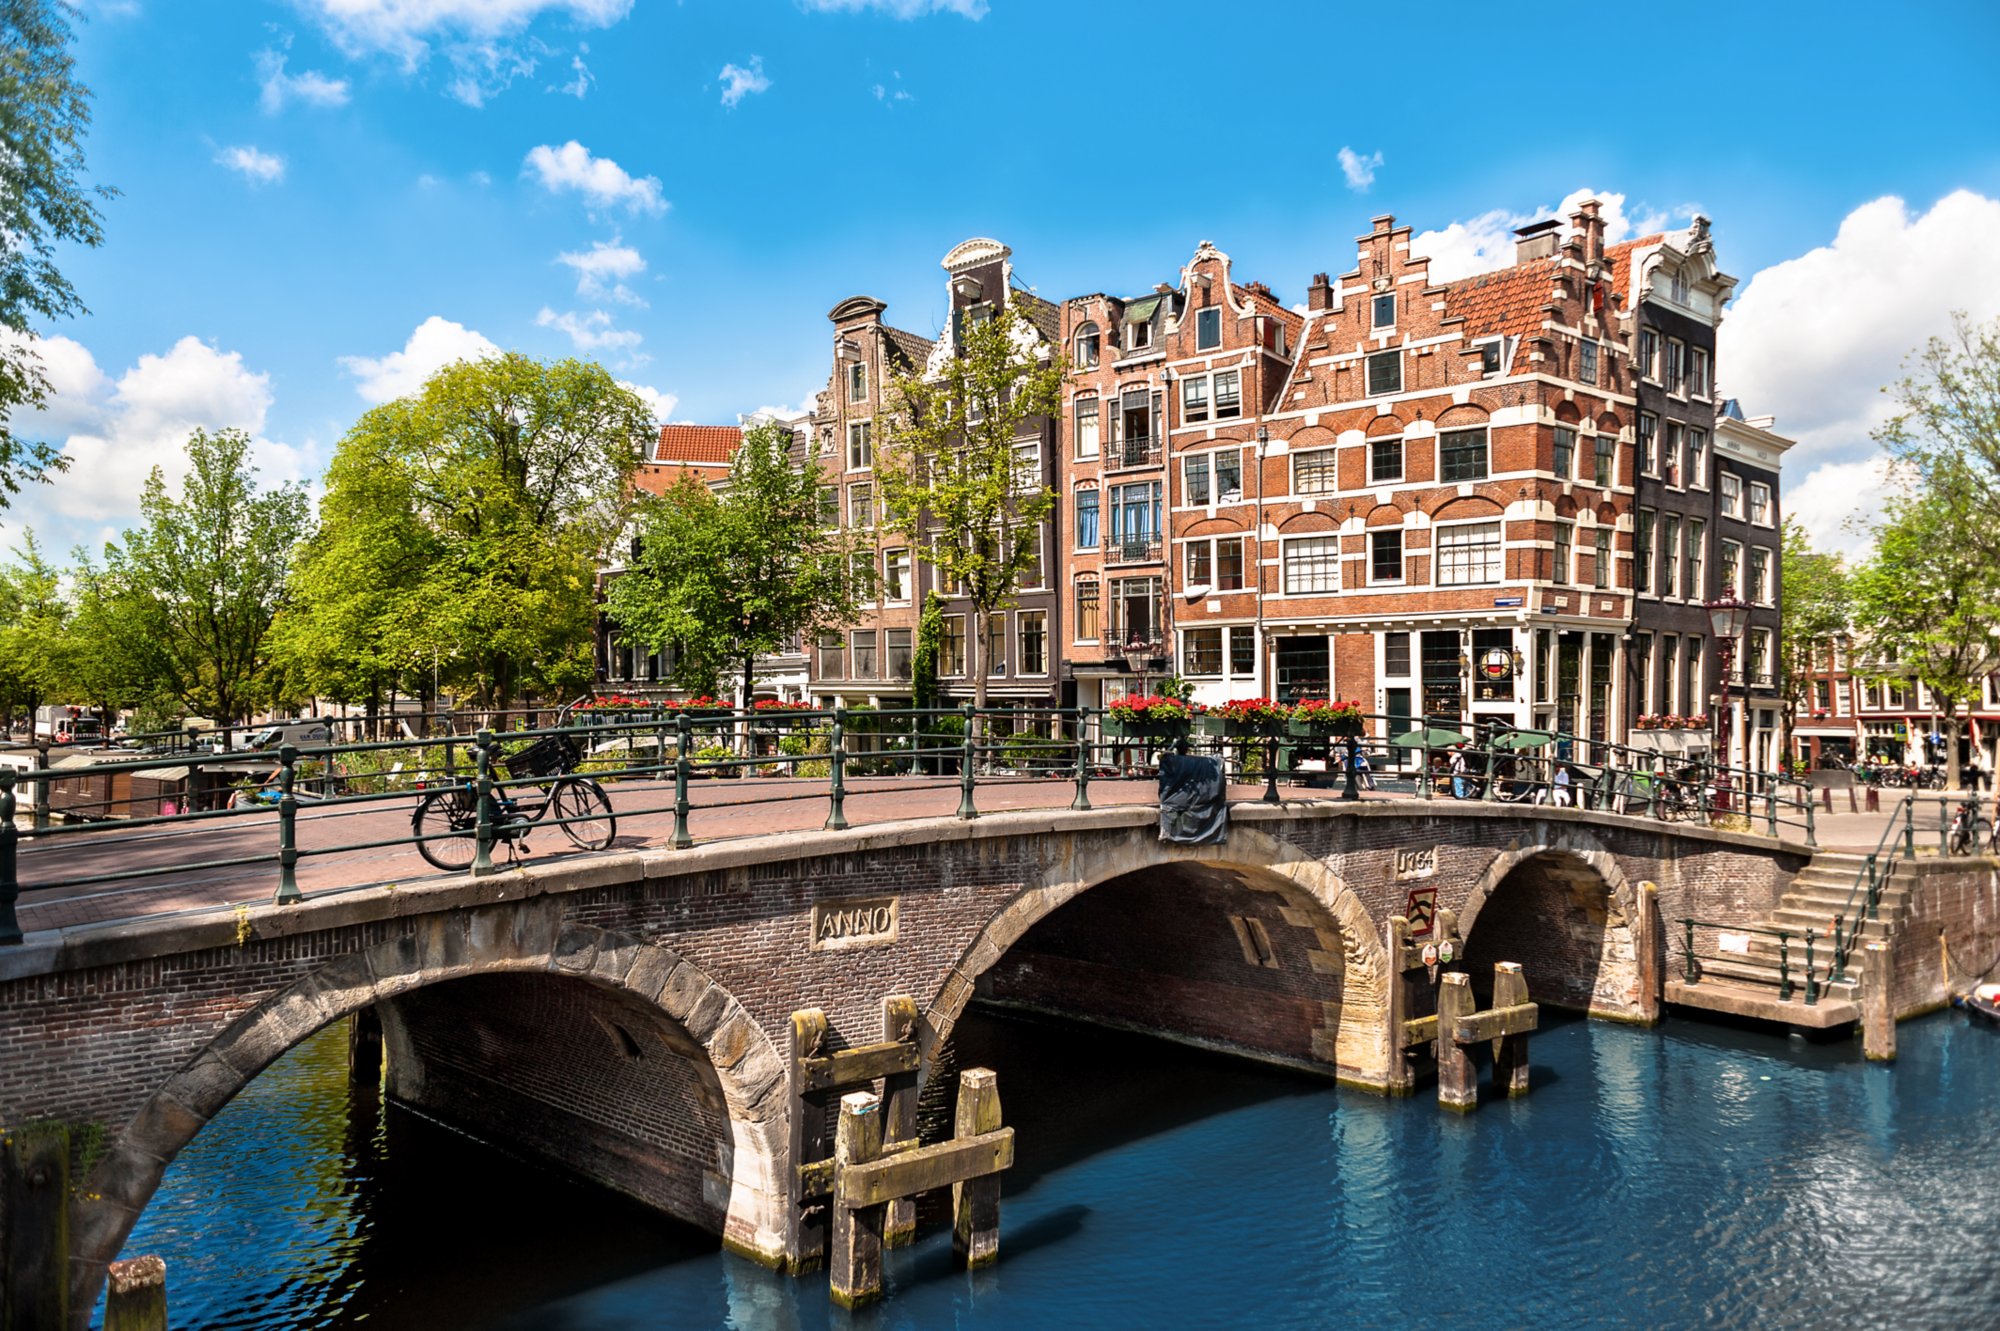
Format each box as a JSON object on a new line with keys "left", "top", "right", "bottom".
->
{"left": 412, "top": 787, "right": 479, "bottom": 871}
{"left": 552, "top": 778, "right": 616, "bottom": 852}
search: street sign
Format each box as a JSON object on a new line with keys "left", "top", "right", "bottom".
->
{"left": 1405, "top": 886, "right": 1438, "bottom": 937}
{"left": 1493, "top": 597, "right": 1524, "bottom": 607}
{"left": 1421, "top": 943, "right": 1439, "bottom": 967}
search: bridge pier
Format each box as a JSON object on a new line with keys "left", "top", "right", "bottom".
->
{"left": 347, "top": 1008, "right": 383, "bottom": 1087}
{"left": 2, "top": 1123, "right": 70, "bottom": 1331}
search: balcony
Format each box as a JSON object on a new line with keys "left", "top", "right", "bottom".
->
{"left": 1112, "top": 437, "right": 1160, "bottom": 469}
{"left": 1107, "top": 539, "right": 1161, "bottom": 565}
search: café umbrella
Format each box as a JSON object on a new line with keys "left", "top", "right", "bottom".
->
{"left": 1390, "top": 727, "right": 1470, "bottom": 749}
{"left": 1489, "top": 729, "right": 1555, "bottom": 751}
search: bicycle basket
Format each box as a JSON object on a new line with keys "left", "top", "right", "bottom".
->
{"left": 505, "top": 733, "right": 580, "bottom": 779}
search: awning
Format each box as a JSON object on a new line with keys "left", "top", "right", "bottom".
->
{"left": 1123, "top": 295, "right": 1161, "bottom": 324}
{"left": 138, "top": 766, "right": 190, "bottom": 783}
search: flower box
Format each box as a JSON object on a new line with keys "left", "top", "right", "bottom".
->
{"left": 1211, "top": 698, "right": 1294, "bottom": 738}
{"left": 1288, "top": 699, "right": 1367, "bottom": 739}
{"left": 1107, "top": 694, "right": 1201, "bottom": 741}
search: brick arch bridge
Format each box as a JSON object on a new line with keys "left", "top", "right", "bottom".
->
{"left": 0, "top": 802, "right": 1811, "bottom": 1322}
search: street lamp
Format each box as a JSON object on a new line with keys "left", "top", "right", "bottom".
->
{"left": 1705, "top": 595, "right": 1753, "bottom": 808}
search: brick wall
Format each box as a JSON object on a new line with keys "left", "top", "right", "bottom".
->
{"left": 1888, "top": 860, "right": 2000, "bottom": 1017}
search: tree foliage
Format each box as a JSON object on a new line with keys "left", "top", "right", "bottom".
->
{"left": 289, "top": 353, "right": 650, "bottom": 710}
{"left": 1875, "top": 311, "right": 2000, "bottom": 557}
{"left": 0, "top": 531, "right": 67, "bottom": 724}
{"left": 1848, "top": 485, "right": 2000, "bottom": 787}
{"left": 0, "top": 0, "right": 115, "bottom": 504}
{"left": 607, "top": 420, "right": 859, "bottom": 704}
{"left": 102, "top": 428, "right": 311, "bottom": 725}
{"left": 876, "top": 300, "right": 1063, "bottom": 711}
{"left": 1777, "top": 519, "right": 1849, "bottom": 762}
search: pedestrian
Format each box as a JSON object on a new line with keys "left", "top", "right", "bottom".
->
{"left": 1450, "top": 744, "right": 1470, "bottom": 800}
{"left": 1355, "top": 745, "right": 1376, "bottom": 791}
{"left": 1553, "top": 763, "right": 1573, "bottom": 807}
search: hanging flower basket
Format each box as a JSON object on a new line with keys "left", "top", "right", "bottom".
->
{"left": 1289, "top": 699, "right": 1367, "bottom": 738}
{"left": 1209, "top": 697, "right": 1294, "bottom": 738}
{"left": 1108, "top": 695, "right": 1202, "bottom": 740}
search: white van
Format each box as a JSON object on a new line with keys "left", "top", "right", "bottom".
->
{"left": 248, "top": 718, "right": 334, "bottom": 750}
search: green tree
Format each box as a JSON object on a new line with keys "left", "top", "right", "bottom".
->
{"left": 1777, "top": 519, "right": 1849, "bottom": 766}
{"left": 0, "top": 0, "right": 115, "bottom": 504}
{"left": 1848, "top": 485, "right": 2000, "bottom": 789}
{"left": 306, "top": 352, "right": 650, "bottom": 710}
{"left": 877, "top": 300, "right": 1063, "bottom": 714}
{"left": 608, "top": 420, "right": 860, "bottom": 706}
{"left": 1875, "top": 311, "right": 2000, "bottom": 557}
{"left": 61, "top": 550, "right": 176, "bottom": 727}
{"left": 105, "top": 428, "right": 312, "bottom": 725}
{"left": 0, "top": 531, "right": 68, "bottom": 729}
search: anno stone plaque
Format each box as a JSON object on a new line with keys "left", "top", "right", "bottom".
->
{"left": 810, "top": 896, "right": 900, "bottom": 951}
{"left": 1393, "top": 846, "right": 1438, "bottom": 880}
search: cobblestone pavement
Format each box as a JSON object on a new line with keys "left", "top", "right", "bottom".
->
{"left": 11, "top": 775, "right": 1914, "bottom": 937}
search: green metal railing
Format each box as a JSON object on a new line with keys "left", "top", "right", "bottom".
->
{"left": 1678, "top": 917, "right": 1825, "bottom": 1005}
{"left": 0, "top": 705, "right": 1818, "bottom": 942}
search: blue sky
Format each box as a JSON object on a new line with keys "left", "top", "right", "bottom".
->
{"left": 9, "top": 0, "right": 2000, "bottom": 560}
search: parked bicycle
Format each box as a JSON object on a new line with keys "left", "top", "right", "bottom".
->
{"left": 411, "top": 726, "right": 616, "bottom": 871}
{"left": 1948, "top": 800, "right": 1981, "bottom": 856}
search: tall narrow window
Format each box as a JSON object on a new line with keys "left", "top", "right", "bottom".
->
{"left": 1593, "top": 528, "right": 1612, "bottom": 589}
{"left": 1638, "top": 413, "right": 1658, "bottom": 475}
{"left": 940, "top": 616, "right": 966, "bottom": 676}
{"left": 847, "top": 420, "right": 872, "bottom": 470}
{"left": 1720, "top": 540, "right": 1741, "bottom": 597}
{"left": 851, "top": 629, "right": 878, "bottom": 679}
{"left": 1214, "top": 450, "right": 1242, "bottom": 499}
{"left": 1553, "top": 523, "right": 1573, "bottom": 585}
{"left": 1690, "top": 347, "right": 1711, "bottom": 397}
{"left": 1370, "top": 529, "right": 1404, "bottom": 584}
{"left": 1553, "top": 427, "right": 1575, "bottom": 479}
{"left": 1685, "top": 519, "right": 1705, "bottom": 598}
{"left": 1196, "top": 306, "right": 1221, "bottom": 350}
{"left": 1661, "top": 514, "right": 1681, "bottom": 598}
{"left": 1594, "top": 433, "right": 1615, "bottom": 489}
{"left": 1075, "top": 579, "right": 1100, "bottom": 641}
{"left": 883, "top": 548, "right": 910, "bottom": 602}
{"left": 1075, "top": 322, "right": 1100, "bottom": 368}
{"left": 1639, "top": 329, "right": 1659, "bottom": 380}
{"left": 1366, "top": 349, "right": 1403, "bottom": 396}
{"left": 1216, "top": 537, "right": 1246, "bottom": 590}
{"left": 1185, "top": 539, "right": 1212, "bottom": 588}
{"left": 1212, "top": 369, "right": 1241, "bottom": 419}
{"left": 1018, "top": 611, "right": 1047, "bottom": 676}
{"left": 1370, "top": 437, "right": 1403, "bottom": 484}
{"left": 1075, "top": 487, "right": 1099, "bottom": 548}
{"left": 1579, "top": 340, "right": 1599, "bottom": 385}
{"left": 1184, "top": 454, "right": 1211, "bottom": 505}
{"left": 1074, "top": 395, "right": 1100, "bottom": 459}
{"left": 1687, "top": 429, "right": 1708, "bottom": 487}
{"left": 1372, "top": 293, "right": 1396, "bottom": 327}
{"left": 847, "top": 361, "right": 866, "bottom": 401}
{"left": 1636, "top": 509, "right": 1654, "bottom": 595}
{"left": 848, "top": 481, "right": 874, "bottom": 529}
{"left": 1665, "top": 421, "right": 1685, "bottom": 486}
{"left": 1182, "top": 375, "right": 1210, "bottom": 424}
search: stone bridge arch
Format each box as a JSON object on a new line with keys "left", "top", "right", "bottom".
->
{"left": 70, "top": 918, "right": 788, "bottom": 1320}
{"left": 1456, "top": 829, "right": 1644, "bottom": 1019}
{"left": 925, "top": 824, "right": 1395, "bottom": 1088}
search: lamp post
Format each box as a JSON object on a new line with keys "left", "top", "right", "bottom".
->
{"left": 1705, "top": 595, "right": 1753, "bottom": 811}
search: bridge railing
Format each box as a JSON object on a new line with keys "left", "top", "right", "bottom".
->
{"left": 1676, "top": 917, "right": 1835, "bottom": 1006}
{"left": 0, "top": 706, "right": 1816, "bottom": 942}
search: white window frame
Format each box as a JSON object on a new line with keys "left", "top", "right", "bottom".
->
{"left": 1075, "top": 322, "right": 1100, "bottom": 368}
{"left": 1180, "top": 626, "right": 1226, "bottom": 678}
{"left": 1016, "top": 609, "right": 1048, "bottom": 677}
{"left": 1292, "top": 447, "right": 1338, "bottom": 496}
{"left": 1368, "top": 436, "right": 1404, "bottom": 485}
{"left": 1074, "top": 394, "right": 1100, "bottom": 459}
{"left": 847, "top": 419, "right": 873, "bottom": 471}
{"left": 1195, "top": 306, "right": 1222, "bottom": 351}
{"left": 1720, "top": 472, "right": 1743, "bottom": 518}
{"left": 882, "top": 547, "right": 911, "bottom": 603}
{"left": 1749, "top": 482, "right": 1774, "bottom": 528}
{"left": 1435, "top": 520, "right": 1503, "bottom": 587}
{"left": 1368, "top": 528, "right": 1405, "bottom": 586}
{"left": 1280, "top": 535, "right": 1341, "bottom": 595}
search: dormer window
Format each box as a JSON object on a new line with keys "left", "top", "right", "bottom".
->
{"left": 1196, "top": 306, "right": 1221, "bottom": 351}
{"left": 1075, "top": 322, "right": 1100, "bottom": 368}
{"left": 1477, "top": 340, "right": 1501, "bottom": 376}
{"left": 1670, "top": 270, "right": 1689, "bottom": 305}
{"left": 1122, "top": 294, "right": 1161, "bottom": 351}
{"left": 1372, "top": 293, "right": 1395, "bottom": 328}
{"left": 1127, "top": 318, "right": 1152, "bottom": 351}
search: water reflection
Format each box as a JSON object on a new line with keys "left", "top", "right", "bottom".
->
{"left": 113, "top": 1006, "right": 2000, "bottom": 1329}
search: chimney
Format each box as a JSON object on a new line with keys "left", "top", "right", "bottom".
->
{"left": 1307, "top": 272, "right": 1333, "bottom": 311}
{"left": 1571, "top": 198, "right": 1606, "bottom": 264}
{"left": 1514, "top": 219, "right": 1560, "bottom": 263}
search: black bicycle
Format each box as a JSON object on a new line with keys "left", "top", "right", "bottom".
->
{"left": 411, "top": 729, "right": 616, "bottom": 871}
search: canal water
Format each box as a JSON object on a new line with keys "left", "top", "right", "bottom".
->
{"left": 111, "top": 1006, "right": 2000, "bottom": 1329}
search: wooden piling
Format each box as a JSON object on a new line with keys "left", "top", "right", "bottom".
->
{"left": 104, "top": 1254, "right": 168, "bottom": 1331}
{"left": 880, "top": 995, "right": 920, "bottom": 1248}
{"left": 1, "top": 1123, "right": 69, "bottom": 1331}
{"left": 787, "top": 1008, "right": 831, "bottom": 1271}
{"left": 829, "top": 1091, "right": 886, "bottom": 1309}
{"left": 952, "top": 1068, "right": 1003, "bottom": 1268}
{"left": 1385, "top": 915, "right": 1414, "bottom": 1094}
{"left": 1635, "top": 881, "right": 1663, "bottom": 1025}
{"left": 1863, "top": 941, "right": 1896, "bottom": 1062}
{"left": 1435, "top": 972, "right": 1479, "bottom": 1113}
{"left": 1491, "top": 963, "right": 1531, "bottom": 1097}
{"left": 348, "top": 1007, "right": 383, "bottom": 1087}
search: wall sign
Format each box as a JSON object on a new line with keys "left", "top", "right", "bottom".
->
{"left": 1404, "top": 886, "right": 1438, "bottom": 938}
{"left": 811, "top": 896, "right": 901, "bottom": 951}
{"left": 1394, "top": 846, "right": 1438, "bottom": 881}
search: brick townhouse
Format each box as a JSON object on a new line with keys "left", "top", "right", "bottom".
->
{"left": 808, "top": 238, "right": 1063, "bottom": 715}
{"left": 1795, "top": 639, "right": 2000, "bottom": 777}
{"left": 1710, "top": 399, "right": 1790, "bottom": 770}
{"left": 1241, "top": 205, "right": 1639, "bottom": 748}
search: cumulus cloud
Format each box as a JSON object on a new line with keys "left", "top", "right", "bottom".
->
{"left": 1337, "top": 146, "right": 1382, "bottom": 192}
{"left": 338, "top": 315, "right": 501, "bottom": 403}
{"left": 523, "top": 140, "right": 666, "bottom": 216}
{"left": 618, "top": 380, "right": 678, "bottom": 424}
{"left": 1411, "top": 188, "right": 1687, "bottom": 282}
{"left": 256, "top": 48, "right": 350, "bottom": 112}
{"left": 294, "top": 0, "right": 630, "bottom": 105}
{"left": 719, "top": 55, "right": 770, "bottom": 108}
{"left": 215, "top": 144, "right": 286, "bottom": 184}
{"left": 0, "top": 333, "right": 314, "bottom": 555}
{"left": 799, "top": 0, "right": 987, "bottom": 16}
{"left": 1720, "top": 190, "right": 2000, "bottom": 555}
{"left": 555, "top": 238, "right": 646, "bottom": 305}
{"left": 536, "top": 307, "right": 644, "bottom": 358}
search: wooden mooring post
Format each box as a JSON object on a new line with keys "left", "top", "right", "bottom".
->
{"left": 103, "top": 1254, "right": 169, "bottom": 1331}
{"left": 1398, "top": 962, "right": 1540, "bottom": 1113}
{"left": 828, "top": 1068, "right": 1014, "bottom": 1308}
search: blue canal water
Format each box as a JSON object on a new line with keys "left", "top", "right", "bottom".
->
{"left": 112, "top": 1006, "right": 2000, "bottom": 1330}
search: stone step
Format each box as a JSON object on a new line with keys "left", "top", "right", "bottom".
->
{"left": 1665, "top": 975, "right": 1860, "bottom": 1029}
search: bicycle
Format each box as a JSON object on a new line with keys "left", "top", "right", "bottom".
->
{"left": 411, "top": 726, "right": 616, "bottom": 871}
{"left": 1948, "top": 801, "right": 1980, "bottom": 856}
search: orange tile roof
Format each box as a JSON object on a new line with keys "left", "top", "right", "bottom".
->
{"left": 654, "top": 424, "right": 742, "bottom": 465}
{"left": 1438, "top": 257, "right": 1561, "bottom": 339}
{"left": 1606, "top": 233, "right": 1664, "bottom": 303}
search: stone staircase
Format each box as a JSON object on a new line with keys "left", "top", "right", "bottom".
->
{"left": 1665, "top": 852, "right": 1911, "bottom": 1028}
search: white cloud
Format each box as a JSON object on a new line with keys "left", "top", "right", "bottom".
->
{"left": 297, "top": 0, "right": 633, "bottom": 64}
{"left": 256, "top": 48, "right": 351, "bottom": 112}
{"left": 1720, "top": 190, "right": 2000, "bottom": 553}
{"left": 215, "top": 144, "right": 286, "bottom": 184}
{"left": 871, "top": 70, "right": 912, "bottom": 104}
{"left": 535, "top": 306, "right": 644, "bottom": 355}
{"left": 799, "top": 0, "right": 987, "bottom": 17}
{"left": 522, "top": 140, "right": 666, "bottom": 216}
{"left": 550, "top": 48, "right": 593, "bottom": 98}
{"left": 1411, "top": 188, "right": 1688, "bottom": 282}
{"left": 0, "top": 333, "right": 315, "bottom": 554}
{"left": 718, "top": 55, "right": 769, "bottom": 108}
{"left": 338, "top": 315, "right": 501, "bottom": 403}
{"left": 555, "top": 238, "right": 646, "bottom": 305}
{"left": 1337, "top": 146, "right": 1382, "bottom": 192}
{"left": 617, "top": 380, "right": 677, "bottom": 424}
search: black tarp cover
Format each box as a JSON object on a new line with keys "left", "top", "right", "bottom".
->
{"left": 1158, "top": 752, "right": 1228, "bottom": 845}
